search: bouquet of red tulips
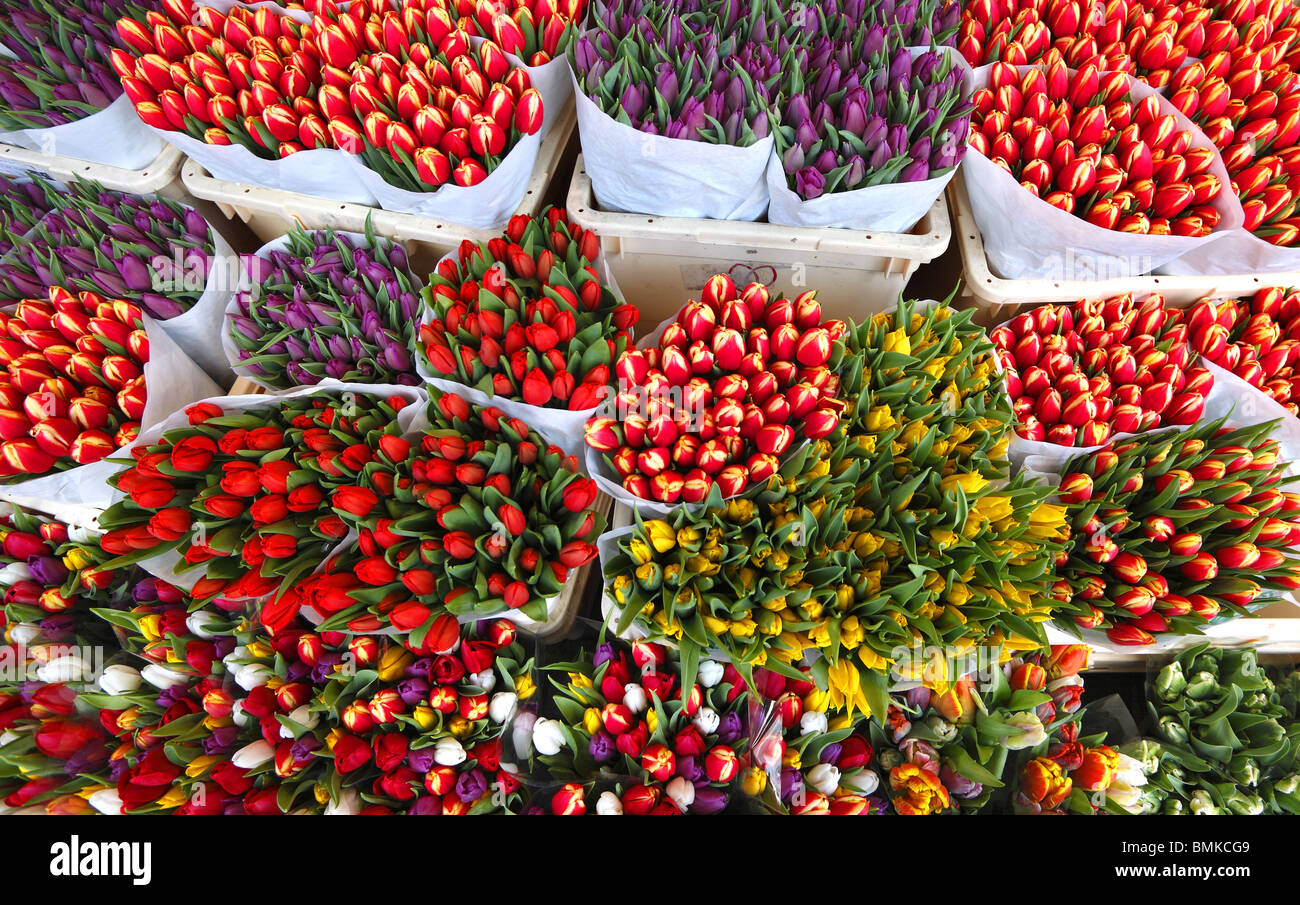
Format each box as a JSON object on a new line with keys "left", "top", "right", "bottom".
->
{"left": 0, "top": 286, "right": 219, "bottom": 491}
{"left": 418, "top": 207, "right": 635, "bottom": 446}
{"left": 584, "top": 273, "right": 847, "bottom": 508}
{"left": 95, "top": 388, "right": 419, "bottom": 602}
{"left": 1050, "top": 416, "right": 1300, "bottom": 645}
{"left": 992, "top": 293, "right": 1214, "bottom": 454}
{"left": 402, "top": 0, "right": 588, "bottom": 68}
{"left": 957, "top": 0, "right": 1233, "bottom": 83}
{"left": 1186, "top": 289, "right": 1300, "bottom": 413}
{"left": 524, "top": 640, "right": 748, "bottom": 814}
{"left": 276, "top": 389, "right": 604, "bottom": 636}
{"left": 972, "top": 62, "right": 1227, "bottom": 236}
{"left": 1166, "top": 51, "right": 1300, "bottom": 250}
{"left": 112, "top": 0, "right": 545, "bottom": 213}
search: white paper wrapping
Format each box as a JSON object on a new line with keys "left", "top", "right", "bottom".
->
{"left": 123, "top": 381, "right": 429, "bottom": 589}
{"left": 764, "top": 47, "right": 973, "bottom": 233}
{"left": 153, "top": 124, "right": 377, "bottom": 203}
{"left": 346, "top": 127, "right": 541, "bottom": 227}
{"left": 0, "top": 313, "right": 222, "bottom": 513}
{"left": 571, "top": 67, "right": 773, "bottom": 220}
{"left": 1157, "top": 227, "right": 1300, "bottom": 277}
{"left": 152, "top": 227, "right": 238, "bottom": 384}
{"left": 962, "top": 65, "right": 1244, "bottom": 280}
{"left": 0, "top": 96, "right": 166, "bottom": 171}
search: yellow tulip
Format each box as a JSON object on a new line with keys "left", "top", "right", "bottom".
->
{"left": 742, "top": 766, "right": 768, "bottom": 796}
{"left": 412, "top": 704, "right": 436, "bottom": 729}
{"left": 184, "top": 755, "right": 221, "bottom": 779}
{"left": 645, "top": 520, "right": 676, "bottom": 553}
{"left": 377, "top": 645, "right": 414, "bottom": 682}
{"left": 515, "top": 675, "right": 536, "bottom": 700}
{"left": 583, "top": 707, "right": 603, "bottom": 735}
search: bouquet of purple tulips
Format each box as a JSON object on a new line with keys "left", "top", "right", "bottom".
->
{"left": 225, "top": 226, "right": 423, "bottom": 389}
{"left": 0, "top": 178, "right": 219, "bottom": 322}
{"left": 0, "top": 176, "right": 58, "bottom": 256}
{"left": 0, "top": 0, "right": 158, "bottom": 132}
{"left": 775, "top": 36, "right": 971, "bottom": 201}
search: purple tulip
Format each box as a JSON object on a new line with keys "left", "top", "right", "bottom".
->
{"left": 691, "top": 787, "right": 728, "bottom": 814}
{"left": 900, "top": 159, "right": 930, "bottom": 182}
{"left": 455, "top": 768, "right": 488, "bottom": 803}
{"left": 407, "top": 748, "right": 435, "bottom": 773}
{"left": 796, "top": 166, "right": 826, "bottom": 199}
{"left": 589, "top": 729, "right": 616, "bottom": 762}
{"left": 26, "top": 555, "right": 68, "bottom": 585}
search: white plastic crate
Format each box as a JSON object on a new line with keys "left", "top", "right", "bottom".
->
{"left": 566, "top": 154, "right": 952, "bottom": 325}
{"left": 181, "top": 101, "right": 576, "bottom": 271}
{"left": 949, "top": 169, "right": 1300, "bottom": 324}
{"left": 0, "top": 142, "right": 185, "bottom": 200}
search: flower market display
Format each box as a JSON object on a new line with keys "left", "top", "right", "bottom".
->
{"left": 5, "top": 0, "right": 1300, "bottom": 833}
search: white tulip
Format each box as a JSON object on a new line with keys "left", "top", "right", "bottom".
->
{"left": 0, "top": 562, "right": 33, "bottom": 584}
{"left": 140, "top": 663, "right": 189, "bottom": 690}
{"left": 8, "top": 623, "right": 40, "bottom": 646}
{"left": 67, "top": 525, "right": 99, "bottom": 544}
{"left": 0, "top": 730, "right": 18, "bottom": 746}
{"left": 1114, "top": 752, "right": 1148, "bottom": 788}
{"left": 697, "top": 659, "right": 724, "bottom": 688}
{"left": 222, "top": 646, "right": 251, "bottom": 670}
{"left": 806, "top": 763, "right": 841, "bottom": 796}
{"left": 434, "top": 737, "right": 467, "bottom": 766}
{"left": 693, "top": 706, "right": 720, "bottom": 735}
{"left": 324, "top": 789, "right": 361, "bottom": 816}
{"left": 38, "top": 655, "right": 93, "bottom": 683}
{"left": 231, "top": 740, "right": 274, "bottom": 769}
{"left": 234, "top": 663, "right": 273, "bottom": 691}
{"left": 595, "top": 790, "right": 624, "bottom": 815}
{"left": 280, "top": 705, "right": 318, "bottom": 738}
{"left": 666, "top": 776, "right": 696, "bottom": 811}
{"left": 489, "top": 691, "right": 518, "bottom": 724}
{"left": 0, "top": 501, "right": 12, "bottom": 518}
{"left": 472, "top": 669, "right": 496, "bottom": 693}
{"left": 231, "top": 701, "right": 251, "bottom": 727}
{"left": 511, "top": 711, "right": 536, "bottom": 759}
{"left": 1047, "top": 674, "right": 1084, "bottom": 693}
{"left": 531, "top": 717, "right": 567, "bottom": 756}
{"left": 841, "top": 768, "right": 879, "bottom": 795}
{"left": 98, "top": 664, "right": 141, "bottom": 695}
{"left": 622, "top": 683, "right": 648, "bottom": 714}
{"left": 799, "top": 710, "right": 828, "bottom": 736}
{"left": 185, "top": 611, "right": 219, "bottom": 639}
{"left": 88, "top": 788, "right": 124, "bottom": 815}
